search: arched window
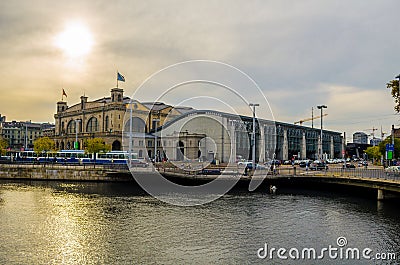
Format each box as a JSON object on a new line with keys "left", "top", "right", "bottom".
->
{"left": 118, "top": 94, "right": 122, "bottom": 102}
{"left": 86, "top": 117, "right": 98, "bottom": 132}
{"left": 124, "top": 117, "right": 146, "bottom": 133}
{"left": 66, "top": 120, "right": 76, "bottom": 134}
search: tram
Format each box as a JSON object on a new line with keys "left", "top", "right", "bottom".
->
{"left": 12, "top": 150, "right": 138, "bottom": 164}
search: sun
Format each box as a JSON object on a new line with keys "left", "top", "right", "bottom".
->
{"left": 54, "top": 21, "right": 94, "bottom": 58}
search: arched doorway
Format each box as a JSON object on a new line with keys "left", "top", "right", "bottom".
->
{"left": 112, "top": 140, "right": 121, "bottom": 151}
{"left": 177, "top": 141, "right": 184, "bottom": 161}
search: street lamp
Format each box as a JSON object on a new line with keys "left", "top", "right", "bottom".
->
{"left": 249, "top": 103, "right": 259, "bottom": 170}
{"left": 153, "top": 118, "right": 160, "bottom": 163}
{"left": 394, "top": 75, "right": 400, "bottom": 166}
{"left": 74, "top": 119, "right": 81, "bottom": 150}
{"left": 317, "top": 105, "right": 327, "bottom": 161}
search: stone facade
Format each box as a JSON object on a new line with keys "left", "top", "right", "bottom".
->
{"left": 0, "top": 119, "right": 54, "bottom": 150}
{"left": 52, "top": 87, "right": 343, "bottom": 163}
{"left": 52, "top": 87, "right": 192, "bottom": 159}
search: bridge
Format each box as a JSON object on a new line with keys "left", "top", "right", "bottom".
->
{"left": 154, "top": 164, "right": 400, "bottom": 200}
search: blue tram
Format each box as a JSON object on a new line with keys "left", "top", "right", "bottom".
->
{"left": 12, "top": 150, "right": 137, "bottom": 164}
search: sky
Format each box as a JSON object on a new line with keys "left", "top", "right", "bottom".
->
{"left": 0, "top": 0, "right": 399, "bottom": 143}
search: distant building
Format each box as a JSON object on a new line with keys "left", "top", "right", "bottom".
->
{"left": 370, "top": 138, "right": 382, "bottom": 146}
{"left": 0, "top": 119, "right": 54, "bottom": 150}
{"left": 392, "top": 125, "right": 400, "bottom": 139}
{"left": 346, "top": 143, "right": 370, "bottom": 158}
{"left": 353, "top": 132, "right": 368, "bottom": 144}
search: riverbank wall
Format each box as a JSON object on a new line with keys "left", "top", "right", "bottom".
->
{"left": 0, "top": 164, "right": 132, "bottom": 182}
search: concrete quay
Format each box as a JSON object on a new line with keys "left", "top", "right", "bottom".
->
{"left": 0, "top": 163, "right": 132, "bottom": 182}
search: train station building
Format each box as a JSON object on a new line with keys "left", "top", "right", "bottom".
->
{"left": 52, "top": 87, "right": 344, "bottom": 162}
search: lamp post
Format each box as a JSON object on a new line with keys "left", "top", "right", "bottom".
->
{"left": 249, "top": 103, "right": 259, "bottom": 170}
{"left": 393, "top": 75, "right": 400, "bottom": 166}
{"left": 74, "top": 119, "right": 81, "bottom": 150}
{"left": 317, "top": 105, "right": 327, "bottom": 161}
{"left": 153, "top": 118, "right": 160, "bottom": 163}
{"left": 24, "top": 123, "right": 28, "bottom": 149}
{"left": 128, "top": 103, "right": 133, "bottom": 164}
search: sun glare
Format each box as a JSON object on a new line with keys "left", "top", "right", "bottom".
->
{"left": 55, "top": 21, "right": 94, "bottom": 58}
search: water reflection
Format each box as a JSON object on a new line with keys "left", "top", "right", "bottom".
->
{"left": 0, "top": 181, "right": 399, "bottom": 264}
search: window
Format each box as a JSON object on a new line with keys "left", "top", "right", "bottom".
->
{"left": 147, "top": 140, "right": 152, "bottom": 147}
{"left": 86, "top": 117, "right": 98, "bottom": 132}
{"left": 139, "top": 140, "right": 143, "bottom": 147}
{"left": 138, "top": 150, "right": 143, "bottom": 158}
{"left": 124, "top": 117, "right": 146, "bottom": 133}
{"left": 67, "top": 120, "right": 76, "bottom": 134}
{"left": 105, "top": 116, "right": 109, "bottom": 132}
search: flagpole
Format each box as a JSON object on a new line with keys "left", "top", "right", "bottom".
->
{"left": 116, "top": 71, "right": 119, "bottom": 88}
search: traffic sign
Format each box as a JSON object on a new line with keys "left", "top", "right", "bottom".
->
{"left": 386, "top": 144, "right": 394, "bottom": 152}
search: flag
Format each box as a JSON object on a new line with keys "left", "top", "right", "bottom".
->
{"left": 62, "top": 88, "right": 67, "bottom": 98}
{"left": 117, "top": 72, "right": 125, "bottom": 82}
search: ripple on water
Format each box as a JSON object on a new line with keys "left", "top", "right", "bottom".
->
{"left": 0, "top": 182, "right": 399, "bottom": 264}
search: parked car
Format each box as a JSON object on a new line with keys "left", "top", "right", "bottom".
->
{"left": 358, "top": 161, "right": 368, "bottom": 167}
{"left": 270, "top": 159, "right": 281, "bottom": 166}
{"left": 309, "top": 162, "right": 328, "bottom": 171}
{"left": 238, "top": 161, "right": 252, "bottom": 167}
{"left": 246, "top": 163, "right": 267, "bottom": 170}
{"left": 299, "top": 160, "right": 311, "bottom": 168}
{"left": 385, "top": 166, "right": 400, "bottom": 172}
{"left": 343, "top": 163, "right": 356, "bottom": 169}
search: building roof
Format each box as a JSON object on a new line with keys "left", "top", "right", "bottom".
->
{"left": 141, "top": 102, "right": 172, "bottom": 111}
{"left": 1, "top": 121, "right": 54, "bottom": 129}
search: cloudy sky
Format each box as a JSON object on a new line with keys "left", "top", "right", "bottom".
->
{"left": 0, "top": 0, "right": 399, "bottom": 142}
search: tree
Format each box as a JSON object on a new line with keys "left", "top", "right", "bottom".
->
{"left": 34, "top": 137, "right": 55, "bottom": 154}
{"left": 378, "top": 137, "right": 400, "bottom": 159}
{"left": 387, "top": 79, "right": 400, "bottom": 112}
{"left": 0, "top": 137, "right": 8, "bottom": 155}
{"left": 84, "top": 138, "right": 110, "bottom": 162}
{"left": 364, "top": 146, "right": 381, "bottom": 161}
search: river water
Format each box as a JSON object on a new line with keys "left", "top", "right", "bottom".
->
{"left": 0, "top": 181, "right": 399, "bottom": 264}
